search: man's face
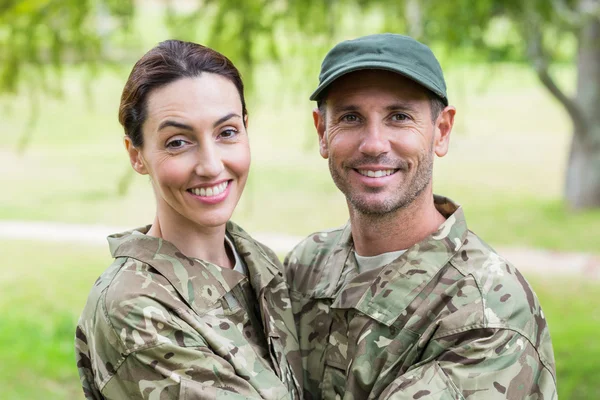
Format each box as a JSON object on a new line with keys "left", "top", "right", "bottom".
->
{"left": 314, "top": 70, "right": 454, "bottom": 216}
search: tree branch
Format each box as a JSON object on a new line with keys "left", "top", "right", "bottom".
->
{"left": 578, "top": 0, "right": 600, "bottom": 20}
{"left": 524, "top": 16, "right": 588, "bottom": 135}
{"left": 534, "top": 65, "right": 587, "bottom": 135}
{"left": 551, "top": 0, "right": 584, "bottom": 27}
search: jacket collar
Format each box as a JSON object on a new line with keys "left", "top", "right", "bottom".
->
{"left": 324, "top": 195, "right": 469, "bottom": 326}
{"left": 107, "top": 221, "right": 280, "bottom": 317}
{"left": 226, "top": 221, "right": 283, "bottom": 315}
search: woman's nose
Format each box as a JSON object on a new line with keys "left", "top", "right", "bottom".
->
{"left": 195, "top": 143, "right": 225, "bottom": 177}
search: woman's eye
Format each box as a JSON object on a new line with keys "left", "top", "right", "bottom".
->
{"left": 219, "top": 129, "right": 238, "bottom": 139}
{"left": 166, "top": 139, "right": 187, "bottom": 149}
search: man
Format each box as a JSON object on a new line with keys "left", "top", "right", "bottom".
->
{"left": 284, "top": 34, "right": 557, "bottom": 399}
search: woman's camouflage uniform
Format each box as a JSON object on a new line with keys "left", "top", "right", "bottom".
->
{"left": 285, "top": 196, "right": 557, "bottom": 400}
{"left": 76, "top": 222, "right": 302, "bottom": 399}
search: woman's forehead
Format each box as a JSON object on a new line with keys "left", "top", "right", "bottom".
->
{"left": 144, "top": 75, "right": 243, "bottom": 126}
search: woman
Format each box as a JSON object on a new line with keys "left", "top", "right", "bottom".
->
{"left": 75, "top": 40, "right": 302, "bottom": 399}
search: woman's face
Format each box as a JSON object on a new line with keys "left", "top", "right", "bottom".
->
{"left": 126, "top": 74, "right": 250, "bottom": 231}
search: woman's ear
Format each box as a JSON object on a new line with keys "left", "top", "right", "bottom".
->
{"left": 124, "top": 136, "right": 148, "bottom": 175}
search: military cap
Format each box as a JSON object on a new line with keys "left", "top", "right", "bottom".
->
{"left": 310, "top": 33, "right": 448, "bottom": 105}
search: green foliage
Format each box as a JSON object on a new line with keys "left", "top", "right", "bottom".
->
{"left": 0, "top": 0, "right": 589, "bottom": 97}
{"left": 0, "top": 0, "right": 134, "bottom": 94}
{"left": 0, "top": 0, "right": 135, "bottom": 152}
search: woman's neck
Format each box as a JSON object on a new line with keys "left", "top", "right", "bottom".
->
{"left": 147, "top": 211, "right": 234, "bottom": 269}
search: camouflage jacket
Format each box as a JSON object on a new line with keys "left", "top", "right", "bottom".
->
{"left": 284, "top": 196, "right": 557, "bottom": 400}
{"left": 76, "top": 222, "right": 302, "bottom": 399}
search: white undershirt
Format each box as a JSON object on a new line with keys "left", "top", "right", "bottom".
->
{"left": 354, "top": 249, "right": 407, "bottom": 274}
{"left": 225, "top": 233, "right": 248, "bottom": 275}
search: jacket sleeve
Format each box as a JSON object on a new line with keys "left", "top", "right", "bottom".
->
{"left": 97, "top": 289, "right": 277, "bottom": 399}
{"left": 378, "top": 328, "right": 557, "bottom": 400}
{"left": 102, "top": 341, "right": 267, "bottom": 399}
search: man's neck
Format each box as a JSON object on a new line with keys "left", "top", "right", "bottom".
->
{"left": 349, "top": 191, "right": 446, "bottom": 257}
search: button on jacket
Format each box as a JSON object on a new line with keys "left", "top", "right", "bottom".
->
{"left": 285, "top": 196, "right": 556, "bottom": 400}
{"left": 76, "top": 221, "right": 302, "bottom": 399}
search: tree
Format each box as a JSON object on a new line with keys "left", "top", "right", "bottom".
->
{"left": 2, "top": 0, "right": 599, "bottom": 209}
{"left": 419, "top": 0, "right": 600, "bottom": 209}
{"left": 0, "top": 0, "right": 134, "bottom": 151}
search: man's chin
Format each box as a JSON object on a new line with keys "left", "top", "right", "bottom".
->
{"left": 348, "top": 196, "right": 403, "bottom": 216}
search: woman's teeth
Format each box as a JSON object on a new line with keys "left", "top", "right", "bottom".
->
{"left": 190, "top": 181, "right": 228, "bottom": 197}
{"left": 358, "top": 169, "right": 395, "bottom": 178}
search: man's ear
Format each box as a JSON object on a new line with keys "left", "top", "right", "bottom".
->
{"left": 313, "top": 107, "right": 329, "bottom": 159}
{"left": 124, "top": 136, "right": 148, "bottom": 175}
{"left": 433, "top": 106, "right": 456, "bottom": 158}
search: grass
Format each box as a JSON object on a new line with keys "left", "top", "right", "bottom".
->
{"left": 0, "top": 239, "right": 597, "bottom": 399}
{"left": 531, "top": 277, "right": 600, "bottom": 399}
{"left": 0, "top": 241, "right": 111, "bottom": 399}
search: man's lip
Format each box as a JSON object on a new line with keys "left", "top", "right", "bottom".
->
{"left": 187, "top": 179, "right": 231, "bottom": 190}
{"left": 352, "top": 167, "right": 399, "bottom": 171}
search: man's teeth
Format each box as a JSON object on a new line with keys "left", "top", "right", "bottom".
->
{"left": 190, "top": 182, "right": 228, "bottom": 197}
{"left": 358, "top": 169, "right": 395, "bottom": 178}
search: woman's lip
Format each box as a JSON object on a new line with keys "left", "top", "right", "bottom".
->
{"left": 188, "top": 179, "right": 231, "bottom": 190}
{"left": 187, "top": 181, "right": 231, "bottom": 205}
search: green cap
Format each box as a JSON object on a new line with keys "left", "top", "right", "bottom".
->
{"left": 310, "top": 33, "right": 448, "bottom": 105}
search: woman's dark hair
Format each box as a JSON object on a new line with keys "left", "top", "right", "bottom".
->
{"left": 119, "top": 40, "right": 247, "bottom": 147}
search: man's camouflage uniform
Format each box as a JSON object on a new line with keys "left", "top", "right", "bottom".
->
{"left": 284, "top": 196, "right": 557, "bottom": 399}
{"left": 76, "top": 221, "right": 302, "bottom": 399}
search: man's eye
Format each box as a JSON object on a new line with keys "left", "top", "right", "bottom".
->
{"left": 219, "top": 129, "right": 238, "bottom": 139}
{"left": 392, "top": 113, "right": 409, "bottom": 121}
{"left": 341, "top": 114, "right": 359, "bottom": 123}
{"left": 166, "top": 139, "right": 187, "bottom": 149}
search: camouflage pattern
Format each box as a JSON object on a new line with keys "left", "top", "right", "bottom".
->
{"left": 284, "top": 195, "right": 557, "bottom": 400}
{"left": 76, "top": 221, "right": 302, "bottom": 399}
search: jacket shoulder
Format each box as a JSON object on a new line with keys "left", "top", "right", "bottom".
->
{"left": 103, "top": 257, "right": 203, "bottom": 350}
{"left": 283, "top": 227, "right": 346, "bottom": 293}
{"left": 449, "top": 231, "right": 555, "bottom": 367}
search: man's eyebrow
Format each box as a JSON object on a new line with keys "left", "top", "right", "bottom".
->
{"left": 158, "top": 120, "right": 194, "bottom": 131}
{"left": 386, "top": 103, "right": 418, "bottom": 113}
{"left": 330, "top": 103, "right": 418, "bottom": 114}
{"left": 213, "top": 112, "right": 241, "bottom": 128}
{"left": 330, "top": 105, "right": 360, "bottom": 114}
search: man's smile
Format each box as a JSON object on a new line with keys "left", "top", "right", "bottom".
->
{"left": 356, "top": 169, "right": 398, "bottom": 178}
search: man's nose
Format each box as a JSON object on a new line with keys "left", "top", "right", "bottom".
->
{"left": 358, "top": 121, "right": 390, "bottom": 157}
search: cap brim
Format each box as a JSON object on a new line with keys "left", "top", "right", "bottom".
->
{"left": 310, "top": 63, "right": 448, "bottom": 105}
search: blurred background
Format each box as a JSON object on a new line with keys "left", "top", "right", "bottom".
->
{"left": 1, "top": 0, "right": 599, "bottom": 398}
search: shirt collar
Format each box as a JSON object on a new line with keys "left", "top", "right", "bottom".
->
{"left": 327, "top": 195, "right": 469, "bottom": 326}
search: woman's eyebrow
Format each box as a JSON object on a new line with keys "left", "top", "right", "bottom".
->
{"left": 213, "top": 112, "right": 241, "bottom": 128}
{"left": 158, "top": 120, "right": 194, "bottom": 131}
